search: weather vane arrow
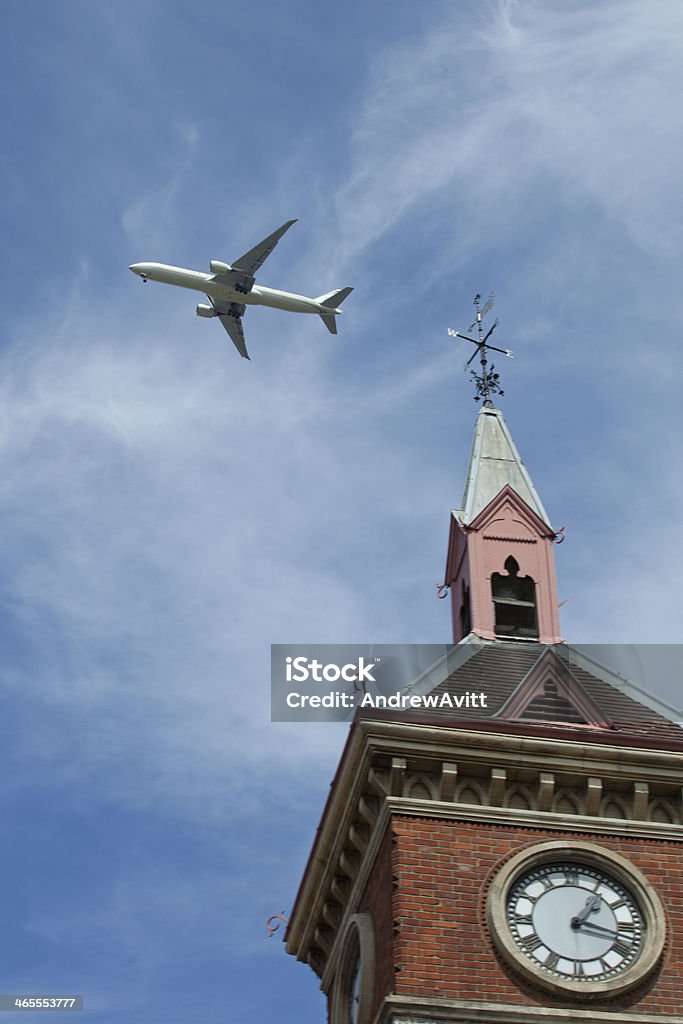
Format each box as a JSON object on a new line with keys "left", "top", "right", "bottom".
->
{"left": 447, "top": 292, "right": 513, "bottom": 403}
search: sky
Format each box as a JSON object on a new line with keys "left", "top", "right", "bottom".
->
{"left": 1, "top": 1, "right": 683, "bottom": 1020}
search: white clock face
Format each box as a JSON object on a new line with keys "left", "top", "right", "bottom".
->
{"left": 507, "top": 863, "right": 643, "bottom": 982}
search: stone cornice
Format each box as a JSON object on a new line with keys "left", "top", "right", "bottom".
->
{"left": 358, "top": 720, "right": 683, "bottom": 770}
{"left": 285, "top": 724, "right": 370, "bottom": 957}
{"left": 384, "top": 795, "right": 683, "bottom": 841}
{"left": 376, "top": 995, "right": 683, "bottom": 1024}
{"left": 321, "top": 805, "right": 391, "bottom": 991}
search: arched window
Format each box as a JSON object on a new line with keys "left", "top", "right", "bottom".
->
{"left": 491, "top": 555, "right": 538, "bottom": 639}
{"left": 332, "top": 913, "right": 376, "bottom": 1024}
{"left": 459, "top": 581, "right": 471, "bottom": 638}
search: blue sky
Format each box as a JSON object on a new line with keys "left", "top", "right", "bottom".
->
{"left": 1, "top": 1, "right": 683, "bottom": 1020}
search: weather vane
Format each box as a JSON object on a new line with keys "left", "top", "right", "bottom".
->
{"left": 447, "top": 293, "right": 513, "bottom": 403}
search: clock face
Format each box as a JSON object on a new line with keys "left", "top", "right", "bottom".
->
{"left": 507, "top": 862, "right": 643, "bottom": 982}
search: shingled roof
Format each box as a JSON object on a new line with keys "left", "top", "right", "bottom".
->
{"left": 380, "top": 642, "right": 683, "bottom": 745}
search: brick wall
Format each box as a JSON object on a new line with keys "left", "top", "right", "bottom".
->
{"left": 391, "top": 816, "right": 682, "bottom": 1013}
{"left": 358, "top": 827, "right": 395, "bottom": 1020}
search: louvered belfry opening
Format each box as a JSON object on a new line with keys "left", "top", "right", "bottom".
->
{"left": 491, "top": 555, "right": 539, "bottom": 639}
{"left": 520, "top": 679, "right": 587, "bottom": 723}
{"left": 459, "top": 582, "right": 472, "bottom": 639}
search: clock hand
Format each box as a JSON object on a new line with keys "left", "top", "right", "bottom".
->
{"left": 571, "top": 893, "right": 602, "bottom": 928}
{"left": 574, "top": 921, "right": 617, "bottom": 937}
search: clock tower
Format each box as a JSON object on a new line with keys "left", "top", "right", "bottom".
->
{"left": 285, "top": 402, "right": 683, "bottom": 1024}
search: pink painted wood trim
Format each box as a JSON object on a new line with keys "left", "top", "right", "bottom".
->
{"left": 446, "top": 485, "right": 563, "bottom": 645}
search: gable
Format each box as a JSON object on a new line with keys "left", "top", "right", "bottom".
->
{"left": 496, "top": 648, "right": 614, "bottom": 729}
{"left": 469, "top": 484, "right": 556, "bottom": 540}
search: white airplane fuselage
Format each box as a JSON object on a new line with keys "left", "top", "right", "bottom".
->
{"left": 129, "top": 263, "right": 341, "bottom": 315}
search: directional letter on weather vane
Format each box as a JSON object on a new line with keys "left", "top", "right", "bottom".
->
{"left": 447, "top": 292, "right": 513, "bottom": 404}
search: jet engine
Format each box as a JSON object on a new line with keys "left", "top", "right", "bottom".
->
{"left": 196, "top": 304, "right": 218, "bottom": 318}
{"left": 209, "top": 260, "right": 232, "bottom": 275}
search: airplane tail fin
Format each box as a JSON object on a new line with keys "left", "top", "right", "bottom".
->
{"left": 320, "top": 313, "right": 338, "bottom": 335}
{"left": 316, "top": 287, "right": 353, "bottom": 335}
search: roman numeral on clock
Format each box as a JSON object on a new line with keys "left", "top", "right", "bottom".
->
{"left": 520, "top": 934, "right": 543, "bottom": 953}
{"left": 613, "top": 937, "right": 634, "bottom": 957}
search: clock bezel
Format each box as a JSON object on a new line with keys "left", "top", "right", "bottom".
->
{"left": 486, "top": 840, "right": 666, "bottom": 998}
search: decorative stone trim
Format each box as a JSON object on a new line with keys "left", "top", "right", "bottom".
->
{"left": 398, "top": 764, "right": 683, "bottom": 824}
{"left": 376, "top": 994, "right": 683, "bottom": 1024}
{"left": 386, "top": 796, "right": 683, "bottom": 841}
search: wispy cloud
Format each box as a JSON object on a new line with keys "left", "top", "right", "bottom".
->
{"left": 335, "top": 1, "right": 683, "bottom": 266}
{"left": 122, "top": 121, "right": 202, "bottom": 252}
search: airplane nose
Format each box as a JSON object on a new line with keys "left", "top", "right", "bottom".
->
{"left": 129, "top": 263, "right": 150, "bottom": 282}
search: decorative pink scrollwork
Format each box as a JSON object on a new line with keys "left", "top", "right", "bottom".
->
{"left": 266, "top": 912, "right": 289, "bottom": 937}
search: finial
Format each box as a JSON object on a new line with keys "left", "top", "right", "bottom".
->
{"left": 447, "top": 292, "right": 513, "bottom": 403}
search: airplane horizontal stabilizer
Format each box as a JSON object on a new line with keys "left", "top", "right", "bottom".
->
{"left": 315, "top": 286, "right": 353, "bottom": 309}
{"left": 320, "top": 313, "right": 338, "bottom": 335}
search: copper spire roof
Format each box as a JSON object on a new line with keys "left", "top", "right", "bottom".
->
{"left": 455, "top": 405, "right": 551, "bottom": 527}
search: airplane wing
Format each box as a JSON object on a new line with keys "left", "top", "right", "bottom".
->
{"left": 219, "top": 314, "right": 249, "bottom": 360}
{"left": 231, "top": 219, "right": 297, "bottom": 276}
{"left": 209, "top": 298, "right": 250, "bottom": 359}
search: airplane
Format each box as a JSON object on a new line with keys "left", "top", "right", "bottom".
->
{"left": 129, "top": 219, "right": 352, "bottom": 360}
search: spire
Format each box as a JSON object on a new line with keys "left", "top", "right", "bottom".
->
{"left": 458, "top": 405, "right": 551, "bottom": 526}
{"left": 443, "top": 406, "right": 562, "bottom": 645}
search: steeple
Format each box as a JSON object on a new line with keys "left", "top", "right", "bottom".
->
{"left": 443, "top": 404, "right": 563, "bottom": 644}
{"left": 460, "top": 405, "right": 550, "bottom": 525}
